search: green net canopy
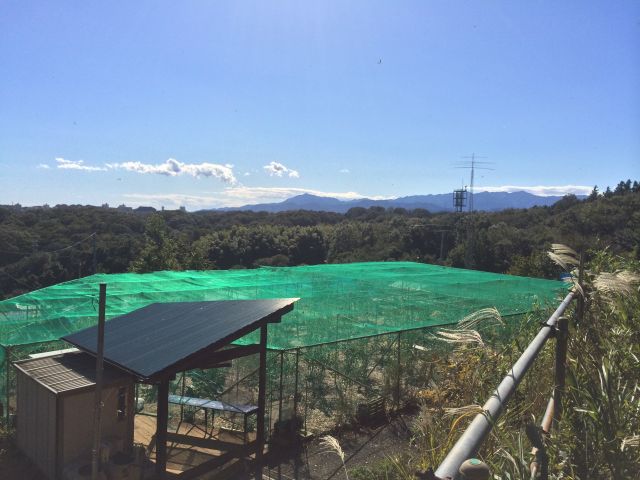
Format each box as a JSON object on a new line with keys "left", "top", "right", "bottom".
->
{"left": 0, "top": 262, "right": 566, "bottom": 350}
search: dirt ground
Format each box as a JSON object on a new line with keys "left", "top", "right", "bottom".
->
{"left": 263, "top": 413, "right": 416, "bottom": 480}
{"left": 0, "top": 430, "right": 45, "bottom": 480}
{"left": 0, "top": 412, "right": 417, "bottom": 480}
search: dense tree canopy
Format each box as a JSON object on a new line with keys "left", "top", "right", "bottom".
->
{"left": 1, "top": 181, "right": 638, "bottom": 299}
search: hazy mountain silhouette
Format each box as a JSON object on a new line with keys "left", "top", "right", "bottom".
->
{"left": 215, "top": 191, "right": 580, "bottom": 213}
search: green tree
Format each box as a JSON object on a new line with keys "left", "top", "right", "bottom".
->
{"left": 129, "top": 214, "right": 181, "bottom": 272}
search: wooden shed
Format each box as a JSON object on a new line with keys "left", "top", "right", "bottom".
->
{"left": 14, "top": 350, "right": 135, "bottom": 480}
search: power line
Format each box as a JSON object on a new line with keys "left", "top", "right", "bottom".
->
{"left": 0, "top": 232, "right": 96, "bottom": 257}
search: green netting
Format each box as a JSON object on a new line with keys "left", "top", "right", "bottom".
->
{"left": 0, "top": 261, "right": 565, "bottom": 350}
{"left": 0, "top": 261, "right": 568, "bottom": 427}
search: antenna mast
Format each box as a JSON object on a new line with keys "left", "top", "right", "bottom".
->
{"left": 455, "top": 154, "right": 492, "bottom": 212}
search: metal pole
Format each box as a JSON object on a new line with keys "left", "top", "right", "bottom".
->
{"left": 180, "top": 373, "right": 186, "bottom": 422}
{"left": 278, "top": 350, "right": 284, "bottom": 425}
{"left": 553, "top": 316, "right": 568, "bottom": 423}
{"left": 255, "top": 325, "right": 268, "bottom": 480}
{"left": 435, "top": 292, "right": 574, "bottom": 479}
{"left": 5, "top": 346, "right": 10, "bottom": 423}
{"left": 293, "top": 349, "right": 300, "bottom": 418}
{"left": 91, "top": 283, "right": 107, "bottom": 480}
{"left": 396, "top": 332, "right": 402, "bottom": 409}
{"left": 92, "top": 233, "right": 97, "bottom": 275}
{"left": 156, "top": 380, "right": 169, "bottom": 477}
{"left": 294, "top": 348, "right": 301, "bottom": 478}
{"left": 577, "top": 253, "right": 585, "bottom": 323}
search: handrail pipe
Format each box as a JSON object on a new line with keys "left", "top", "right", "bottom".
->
{"left": 434, "top": 292, "right": 575, "bottom": 479}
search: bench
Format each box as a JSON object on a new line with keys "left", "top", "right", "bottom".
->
{"left": 168, "top": 394, "right": 258, "bottom": 442}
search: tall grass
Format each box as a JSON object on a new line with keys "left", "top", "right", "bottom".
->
{"left": 350, "top": 247, "right": 639, "bottom": 479}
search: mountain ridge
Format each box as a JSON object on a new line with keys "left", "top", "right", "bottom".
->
{"left": 214, "top": 191, "right": 582, "bottom": 213}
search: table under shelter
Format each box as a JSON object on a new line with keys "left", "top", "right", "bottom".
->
{"left": 62, "top": 298, "right": 298, "bottom": 479}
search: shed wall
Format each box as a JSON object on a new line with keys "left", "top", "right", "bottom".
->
{"left": 17, "top": 371, "right": 57, "bottom": 479}
{"left": 61, "top": 383, "right": 134, "bottom": 467}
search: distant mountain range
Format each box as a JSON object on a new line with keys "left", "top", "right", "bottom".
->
{"left": 216, "top": 191, "right": 582, "bottom": 213}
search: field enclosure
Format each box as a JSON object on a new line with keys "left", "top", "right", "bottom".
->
{"left": 0, "top": 261, "right": 565, "bottom": 436}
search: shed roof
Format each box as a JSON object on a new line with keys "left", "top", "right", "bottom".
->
{"left": 62, "top": 298, "right": 297, "bottom": 381}
{"left": 14, "top": 351, "right": 132, "bottom": 395}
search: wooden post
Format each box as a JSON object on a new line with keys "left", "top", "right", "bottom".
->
{"left": 156, "top": 379, "right": 170, "bottom": 477}
{"left": 255, "top": 324, "right": 268, "bottom": 480}
{"left": 91, "top": 283, "right": 107, "bottom": 480}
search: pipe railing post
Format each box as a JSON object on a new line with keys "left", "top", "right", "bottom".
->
{"left": 433, "top": 292, "right": 574, "bottom": 479}
{"left": 553, "top": 316, "right": 568, "bottom": 424}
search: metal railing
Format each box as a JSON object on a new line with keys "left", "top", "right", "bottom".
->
{"left": 419, "top": 290, "right": 577, "bottom": 480}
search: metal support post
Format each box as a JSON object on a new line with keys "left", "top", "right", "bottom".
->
{"left": 278, "top": 350, "right": 284, "bottom": 425}
{"left": 396, "top": 332, "right": 402, "bottom": 409}
{"left": 5, "top": 346, "right": 10, "bottom": 423}
{"left": 156, "top": 380, "right": 169, "bottom": 477}
{"left": 293, "top": 349, "right": 300, "bottom": 418}
{"left": 255, "top": 325, "right": 268, "bottom": 480}
{"left": 576, "top": 252, "right": 585, "bottom": 323}
{"left": 91, "top": 283, "right": 106, "bottom": 480}
{"left": 553, "top": 316, "right": 568, "bottom": 423}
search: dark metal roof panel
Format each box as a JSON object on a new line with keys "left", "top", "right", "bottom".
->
{"left": 62, "top": 298, "right": 297, "bottom": 380}
{"left": 14, "top": 351, "right": 132, "bottom": 394}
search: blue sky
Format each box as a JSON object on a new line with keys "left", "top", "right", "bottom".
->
{"left": 1, "top": 1, "right": 638, "bottom": 209}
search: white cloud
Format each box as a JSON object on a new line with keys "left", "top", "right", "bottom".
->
{"left": 123, "top": 187, "right": 393, "bottom": 210}
{"left": 110, "top": 158, "right": 237, "bottom": 184}
{"left": 339, "top": 168, "right": 350, "bottom": 174}
{"left": 37, "top": 163, "right": 51, "bottom": 169}
{"left": 56, "top": 157, "right": 107, "bottom": 172}
{"left": 476, "top": 185, "right": 593, "bottom": 196}
{"left": 123, "top": 193, "right": 219, "bottom": 210}
{"left": 263, "top": 161, "right": 299, "bottom": 178}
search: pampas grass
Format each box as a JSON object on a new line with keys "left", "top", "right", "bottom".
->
{"left": 433, "top": 328, "right": 485, "bottom": 348}
{"left": 458, "top": 307, "right": 504, "bottom": 330}
{"left": 320, "top": 435, "right": 349, "bottom": 479}
{"left": 593, "top": 271, "right": 640, "bottom": 297}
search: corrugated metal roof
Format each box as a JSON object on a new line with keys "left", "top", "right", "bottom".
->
{"left": 14, "top": 351, "right": 132, "bottom": 394}
{"left": 62, "top": 298, "right": 297, "bottom": 381}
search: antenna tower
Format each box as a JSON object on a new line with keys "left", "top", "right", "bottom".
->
{"left": 454, "top": 153, "right": 493, "bottom": 212}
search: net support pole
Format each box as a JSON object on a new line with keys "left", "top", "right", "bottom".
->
{"left": 255, "top": 324, "right": 268, "bottom": 480}
{"left": 396, "top": 332, "right": 402, "bottom": 409}
{"left": 278, "top": 350, "right": 284, "bottom": 425}
{"left": 91, "top": 283, "right": 106, "bottom": 480}
{"left": 293, "top": 348, "right": 301, "bottom": 479}
{"left": 4, "top": 345, "right": 10, "bottom": 423}
{"left": 293, "top": 349, "right": 300, "bottom": 418}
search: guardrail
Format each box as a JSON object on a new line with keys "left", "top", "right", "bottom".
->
{"left": 418, "top": 288, "right": 579, "bottom": 480}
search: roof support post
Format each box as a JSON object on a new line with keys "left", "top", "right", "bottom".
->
{"left": 91, "top": 283, "right": 106, "bottom": 480}
{"left": 156, "top": 379, "right": 169, "bottom": 478}
{"left": 255, "top": 324, "right": 268, "bottom": 480}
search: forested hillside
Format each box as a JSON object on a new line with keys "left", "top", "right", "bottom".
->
{"left": 1, "top": 181, "right": 638, "bottom": 299}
